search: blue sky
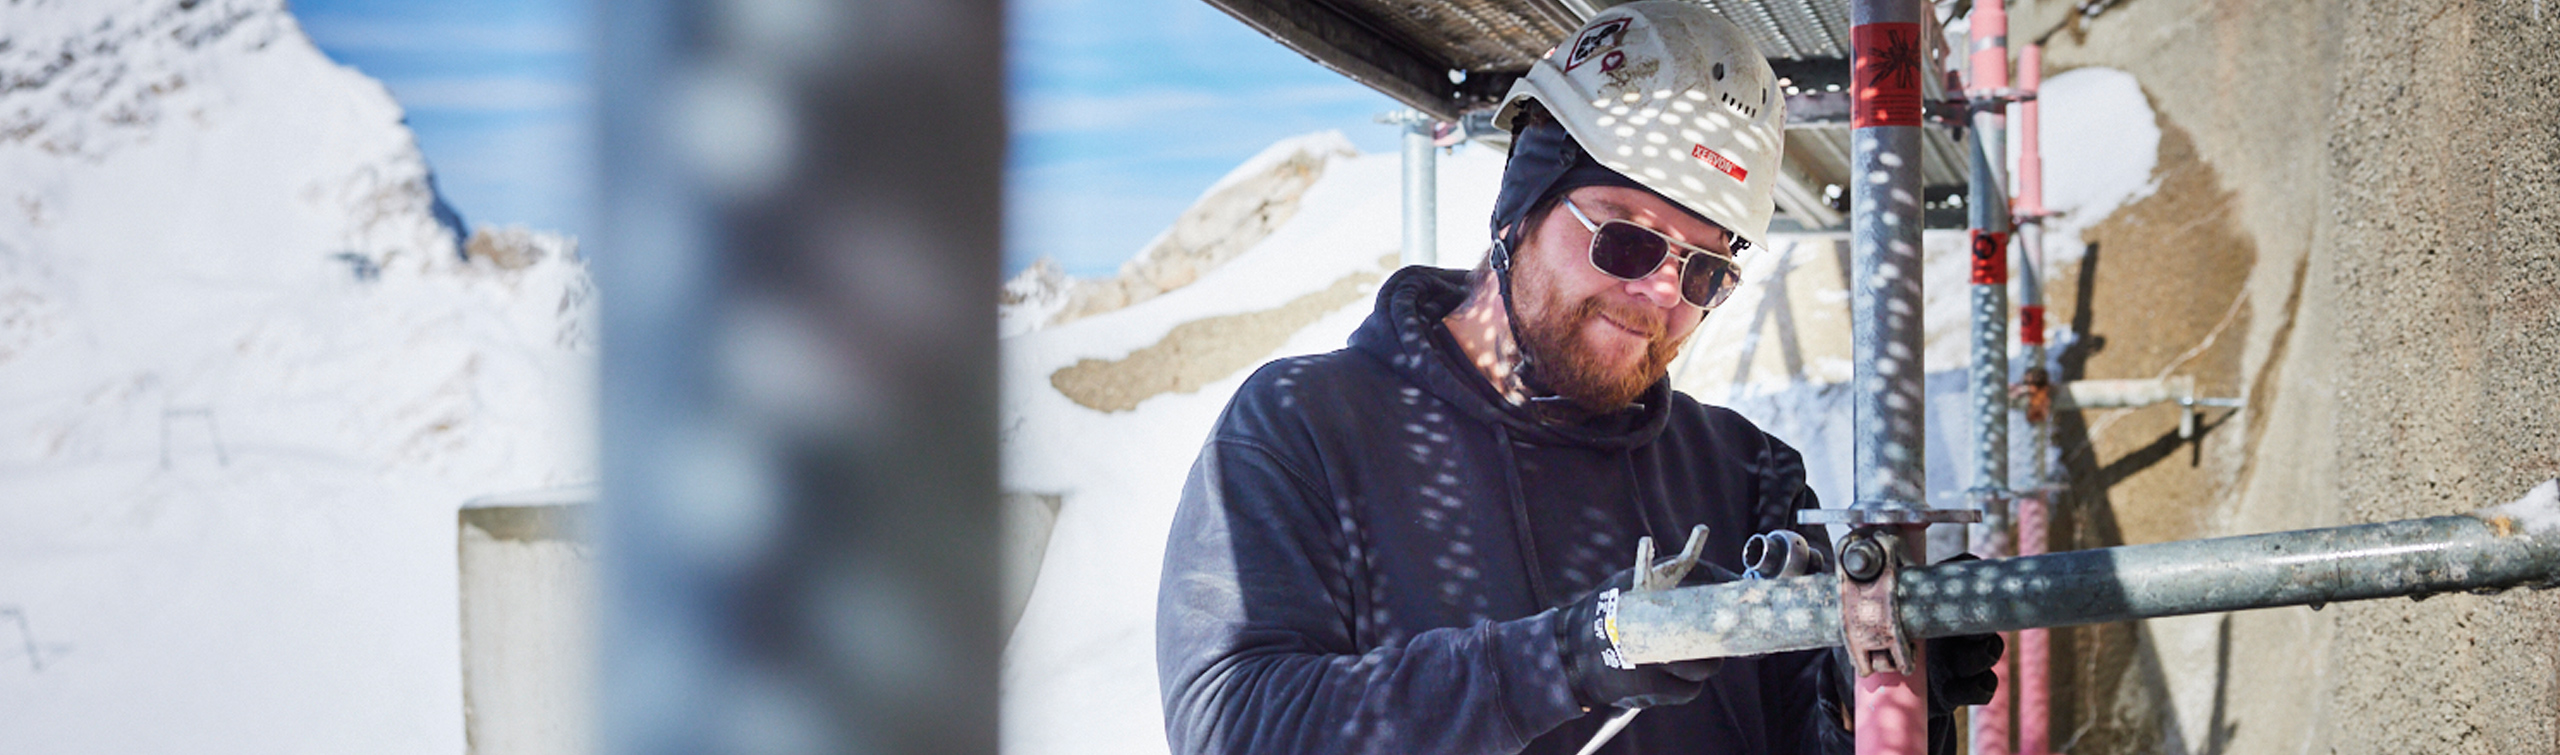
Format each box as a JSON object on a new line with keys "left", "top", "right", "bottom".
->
{"left": 293, "top": 0, "right": 1399, "bottom": 277}
{"left": 1007, "top": 0, "right": 1404, "bottom": 276}
{"left": 294, "top": 0, "right": 591, "bottom": 243}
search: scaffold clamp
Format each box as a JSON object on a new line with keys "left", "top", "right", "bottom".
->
{"left": 1835, "top": 530, "right": 1913, "bottom": 676}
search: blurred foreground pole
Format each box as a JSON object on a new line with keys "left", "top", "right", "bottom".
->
{"left": 595, "top": 0, "right": 1004, "bottom": 753}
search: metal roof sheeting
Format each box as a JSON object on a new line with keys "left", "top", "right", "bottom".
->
{"left": 1201, "top": 0, "right": 1971, "bottom": 228}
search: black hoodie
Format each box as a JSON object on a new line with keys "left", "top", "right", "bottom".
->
{"left": 1157, "top": 267, "right": 1852, "bottom": 755}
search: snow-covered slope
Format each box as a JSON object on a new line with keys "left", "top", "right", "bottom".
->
{"left": 0, "top": 1, "right": 593, "bottom": 752}
{"left": 1002, "top": 132, "right": 1364, "bottom": 336}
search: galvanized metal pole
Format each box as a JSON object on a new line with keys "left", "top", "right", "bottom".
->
{"left": 1842, "top": 0, "right": 1933, "bottom": 750}
{"left": 1965, "top": 3, "right": 2014, "bottom": 539}
{"left": 2011, "top": 41, "right": 2053, "bottom": 755}
{"left": 1963, "top": 3, "right": 2015, "bottom": 752}
{"left": 1402, "top": 115, "right": 1438, "bottom": 267}
{"left": 2013, "top": 50, "right": 2048, "bottom": 484}
{"left": 1619, "top": 481, "right": 2560, "bottom": 662}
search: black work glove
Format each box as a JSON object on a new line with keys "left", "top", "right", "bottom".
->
{"left": 1927, "top": 630, "right": 2004, "bottom": 714}
{"left": 1925, "top": 555, "right": 2004, "bottom": 717}
{"left": 1553, "top": 562, "right": 1735, "bottom": 710}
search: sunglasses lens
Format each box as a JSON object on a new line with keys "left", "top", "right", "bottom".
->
{"left": 1681, "top": 256, "right": 1741, "bottom": 309}
{"left": 1588, "top": 222, "right": 1671, "bottom": 280}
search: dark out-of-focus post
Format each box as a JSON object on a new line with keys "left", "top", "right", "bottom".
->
{"left": 594, "top": 0, "right": 1004, "bottom": 752}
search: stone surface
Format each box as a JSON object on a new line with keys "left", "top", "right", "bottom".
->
{"left": 2023, "top": 0, "right": 2560, "bottom": 752}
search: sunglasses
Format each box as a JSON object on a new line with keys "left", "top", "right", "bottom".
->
{"left": 1561, "top": 197, "right": 1747, "bottom": 310}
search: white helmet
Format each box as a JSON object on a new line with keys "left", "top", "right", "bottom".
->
{"left": 1494, "top": 1, "right": 1785, "bottom": 246}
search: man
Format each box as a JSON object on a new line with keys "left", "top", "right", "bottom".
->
{"left": 1156, "top": 3, "right": 1998, "bottom": 753}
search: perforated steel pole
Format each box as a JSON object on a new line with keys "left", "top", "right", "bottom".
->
{"left": 1617, "top": 481, "right": 2560, "bottom": 660}
{"left": 1847, "top": 1, "right": 1931, "bottom": 751}
{"left": 1963, "top": 3, "right": 2014, "bottom": 753}
{"left": 1965, "top": 2, "right": 2013, "bottom": 537}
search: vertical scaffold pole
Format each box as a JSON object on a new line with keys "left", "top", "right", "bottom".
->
{"left": 594, "top": 0, "right": 1004, "bottom": 752}
{"left": 1964, "top": 2, "right": 2014, "bottom": 754}
{"left": 1802, "top": 4, "right": 1977, "bottom": 751}
{"left": 2010, "top": 40, "right": 2054, "bottom": 755}
{"left": 1843, "top": 1, "right": 1932, "bottom": 752}
{"left": 1403, "top": 115, "right": 1439, "bottom": 267}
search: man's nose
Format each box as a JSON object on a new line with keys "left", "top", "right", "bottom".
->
{"left": 1626, "top": 255, "right": 1686, "bottom": 309}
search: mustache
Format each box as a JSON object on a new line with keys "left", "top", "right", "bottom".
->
{"left": 1577, "top": 297, "right": 1666, "bottom": 340}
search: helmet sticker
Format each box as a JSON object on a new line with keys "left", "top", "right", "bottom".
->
{"left": 1599, "top": 57, "right": 1659, "bottom": 96}
{"left": 1497, "top": 2, "right": 1782, "bottom": 242}
{"left": 1566, "top": 18, "right": 1632, "bottom": 71}
{"left": 1692, "top": 144, "right": 1748, "bottom": 182}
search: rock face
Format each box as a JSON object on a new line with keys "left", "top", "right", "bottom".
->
{"left": 1001, "top": 132, "right": 1357, "bottom": 335}
{"left": 2023, "top": 3, "right": 2560, "bottom": 754}
{"left": 0, "top": 1, "right": 594, "bottom": 752}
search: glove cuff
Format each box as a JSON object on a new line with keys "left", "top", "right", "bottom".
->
{"left": 1555, "top": 587, "right": 1643, "bottom": 709}
{"left": 1492, "top": 610, "right": 1587, "bottom": 742}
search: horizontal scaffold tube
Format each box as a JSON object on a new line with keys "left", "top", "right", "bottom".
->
{"left": 1615, "top": 480, "right": 2560, "bottom": 664}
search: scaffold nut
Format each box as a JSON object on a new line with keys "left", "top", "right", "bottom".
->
{"left": 1841, "top": 539, "right": 1887, "bottom": 582}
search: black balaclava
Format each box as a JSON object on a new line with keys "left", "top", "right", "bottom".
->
{"left": 1484, "top": 116, "right": 1701, "bottom": 404}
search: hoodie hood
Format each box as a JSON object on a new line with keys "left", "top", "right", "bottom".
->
{"left": 1349, "top": 266, "right": 1674, "bottom": 451}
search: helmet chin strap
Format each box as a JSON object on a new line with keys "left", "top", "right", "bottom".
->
{"left": 1489, "top": 227, "right": 1562, "bottom": 404}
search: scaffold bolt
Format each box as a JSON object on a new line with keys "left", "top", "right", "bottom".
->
{"left": 1841, "top": 538, "right": 1887, "bottom": 582}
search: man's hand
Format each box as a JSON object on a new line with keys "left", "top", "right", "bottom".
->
{"left": 1926, "top": 631, "right": 2003, "bottom": 714}
{"left": 1553, "top": 564, "right": 1731, "bottom": 710}
{"left": 1925, "top": 554, "right": 2004, "bottom": 716}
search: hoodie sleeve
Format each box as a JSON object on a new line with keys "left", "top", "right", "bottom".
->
{"left": 1157, "top": 435, "right": 1587, "bottom": 755}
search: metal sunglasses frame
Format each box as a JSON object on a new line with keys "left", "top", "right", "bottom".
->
{"left": 1559, "top": 197, "right": 1745, "bottom": 309}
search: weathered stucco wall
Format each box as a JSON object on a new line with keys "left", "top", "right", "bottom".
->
{"left": 2017, "top": 0, "right": 2560, "bottom": 752}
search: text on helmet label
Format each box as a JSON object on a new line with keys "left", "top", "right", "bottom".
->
{"left": 1692, "top": 144, "right": 1748, "bottom": 183}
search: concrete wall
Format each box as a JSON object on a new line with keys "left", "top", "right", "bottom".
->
{"left": 2013, "top": 0, "right": 2560, "bottom": 752}
{"left": 459, "top": 505, "right": 595, "bottom": 755}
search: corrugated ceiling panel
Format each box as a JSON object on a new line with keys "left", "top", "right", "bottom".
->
{"left": 1328, "top": 0, "right": 1569, "bottom": 71}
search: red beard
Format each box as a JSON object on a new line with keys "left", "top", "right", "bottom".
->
{"left": 1515, "top": 274, "right": 1688, "bottom": 413}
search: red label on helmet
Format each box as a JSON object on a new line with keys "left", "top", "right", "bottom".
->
{"left": 1852, "top": 23, "right": 1924, "bottom": 128}
{"left": 1692, "top": 144, "right": 1748, "bottom": 183}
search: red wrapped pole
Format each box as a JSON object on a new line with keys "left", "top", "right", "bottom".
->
{"left": 2012, "top": 40, "right": 2053, "bottom": 755}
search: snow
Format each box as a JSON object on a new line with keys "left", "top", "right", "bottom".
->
{"left": 1002, "top": 65, "right": 2167, "bottom": 755}
{"left": 1198, "top": 130, "right": 1360, "bottom": 199}
{"left": 2479, "top": 479, "right": 2560, "bottom": 536}
{"left": 999, "top": 257, "right": 1076, "bottom": 338}
{"left": 2020, "top": 67, "right": 2163, "bottom": 269}
{"left": 0, "top": 1, "right": 593, "bottom": 752}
